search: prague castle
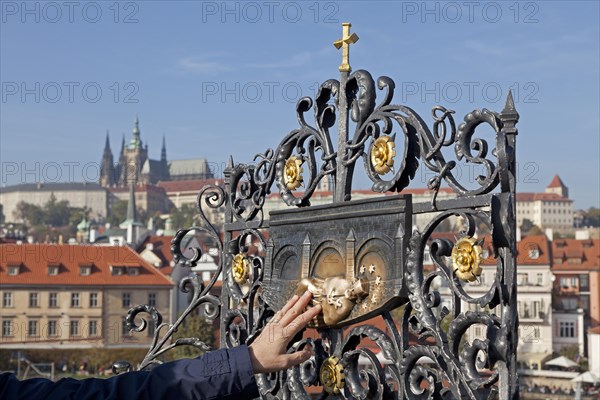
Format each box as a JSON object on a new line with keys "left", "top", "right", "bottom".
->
{"left": 100, "top": 116, "right": 214, "bottom": 187}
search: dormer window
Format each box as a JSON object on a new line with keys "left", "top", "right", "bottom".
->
{"left": 7, "top": 265, "right": 20, "bottom": 276}
{"left": 528, "top": 248, "right": 539, "bottom": 260}
{"left": 127, "top": 267, "right": 139, "bottom": 276}
{"left": 111, "top": 266, "right": 124, "bottom": 276}
{"left": 80, "top": 265, "right": 92, "bottom": 276}
{"left": 48, "top": 265, "right": 60, "bottom": 276}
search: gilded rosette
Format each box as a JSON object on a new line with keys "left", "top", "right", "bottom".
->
{"left": 232, "top": 253, "right": 250, "bottom": 284}
{"left": 320, "top": 356, "right": 345, "bottom": 394}
{"left": 284, "top": 156, "right": 304, "bottom": 190}
{"left": 451, "top": 236, "right": 483, "bottom": 282}
{"left": 370, "top": 136, "right": 396, "bottom": 174}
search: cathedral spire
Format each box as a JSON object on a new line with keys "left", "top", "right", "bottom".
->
{"left": 120, "top": 133, "right": 126, "bottom": 155}
{"left": 100, "top": 130, "right": 115, "bottom": 187}
{"left": 104, "top": 130, "right": 111, "bottom": 151}
{"left": 161, "top": 135, "right": 167, "bottom": 162}
{"left": 130, "top": 115, "right": 142, "bottom": 149}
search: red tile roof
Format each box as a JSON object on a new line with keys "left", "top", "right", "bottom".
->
{"left": 0, "top": 244, "right": 172, "bottom": 286}
{"left": 139, "top": 235, "right": 174, "bottom": 275}
{"left": 157, "top": 179, "right": 224, "bottom": 193}
{"left": 551, "top": 238, "right": 600, "bottom": 271}
{"left": 547, "top": 175, "right": 566, "bottom": 189}
{"left": 516, "top": 192, "right": 571, "bottom": 202}
{"left": 515, "top": 235, "right": 551, "bottom": 265}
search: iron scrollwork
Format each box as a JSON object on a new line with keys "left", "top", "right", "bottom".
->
{"left": 117, "top": 25, "right": 519, "bottom": 400}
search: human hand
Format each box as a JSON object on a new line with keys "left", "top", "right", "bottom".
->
{"left": 248, "top": 291, "right": 322, "bottom": 374}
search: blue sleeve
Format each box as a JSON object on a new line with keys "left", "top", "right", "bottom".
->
{"left": 0, "top": 345, "right": 259, "bottom": 400}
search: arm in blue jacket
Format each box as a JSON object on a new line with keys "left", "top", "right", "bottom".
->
{"left": 0, "top": 345, "right": 258, "bottom": 400}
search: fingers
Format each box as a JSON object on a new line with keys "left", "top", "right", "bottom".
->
{"left": 286, "top": 303, "right": 322, "bottom": 337}
{"left": 269, "top": 294, "right": 299, "bottom": 325}
{"left": 282, "top": 347, "right": 313, "bottom": 369}
{"left": 280, "top": 291, "right": 313, "bottom": 326}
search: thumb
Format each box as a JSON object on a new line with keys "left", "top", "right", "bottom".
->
{"left": 283, "top": 348, "right": 313, "bottom": 369}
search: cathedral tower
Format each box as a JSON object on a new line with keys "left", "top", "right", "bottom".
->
{"left": 99, "top": 131, "right": 115, "bottom": 187}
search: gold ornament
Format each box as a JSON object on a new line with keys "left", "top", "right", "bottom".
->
{"left": 320, "top": 356, "right": 345, "bottom": 394}
{"left": 284, "top": 156, "right": 304, "bottom": 190}
{"left": 451, "top": 236, "right": 483, "bottom": 282}
{"left": 231, "top": 253, "right": 250, "bottom": 284}
{"left": 370, "top": 136, "right": 396, "bottom": 174}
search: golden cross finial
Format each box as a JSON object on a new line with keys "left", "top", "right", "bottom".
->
{"left": 333, "top": 22, "right": 359, "bottom": 73}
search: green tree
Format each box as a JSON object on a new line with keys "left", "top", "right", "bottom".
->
{"left": 170, "top": 204, "right": 199, "bottom": 229}
{"left": 169, "top": 314, "right": 215, "bottom": 360}
{"left": 584, "top": 207, "right": 600, "bottom": 227}
{"left": 14, "top": 201, "right": 44, "bottom": 226}
{"left": 44, "top": 194, "right": 71, "bottom": 227}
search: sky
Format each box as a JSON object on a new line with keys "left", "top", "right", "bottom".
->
{"left": 1, "top": 0, "right": 599, "bottom": 209}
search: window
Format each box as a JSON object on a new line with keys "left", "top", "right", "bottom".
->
{"left": 88, "top": 320, "right": 98, "bottom": 337}
{"left": 128, "top": 267, "right": 139, "bottom": 276}
{"left": 48, "top": 320, "right": 58, "bottom": 337}
{"left": 536, "top": 273, "right": 543, "bottom": 286}
{"left": 89, "top": 292, "right": 98, "bottom": 307}
{"left": 528, "top": 248, "right": 539, "bottom": 259}
{"left": 560, "top": 277, "right": 577, "bottom": 288}
{"left": 71, "top": 293, "right": 80, "bottom": 307}
{"left": 2, "top": 292, "right": 13, "bottom": 308}
{"left": 148, "top": 293, "right": 156, "bottom": 307}
{"left": 559, "top": 321, "right": 576, "bottom": 338}
{"left": 2, "top": 320, "right": 13, "bottom": 337}
{"left": 70, "top": 320, "right": 79, "bottom": 337}
{"left": 533, "top": 301, "right": 541, "bottom": 319}
{"left": 122, "top": 292, "right": 131, "bottom": 308}
{"left": 112, "top": 267, "right": 124, "bottom": 276}
{"left": 80, "top": 265, "right": 91, "bottom": 276}
{"left": 517, "top": 274, "right": 528, "bottom": 286}
{"left": 48, "top": 265, "right": 59, "bottom": 275}
{"left": 29, "top": 292, "right": 39, "bottom": 308}
{"left": 580, "top": 274, "right": 589, "bottom": 289}
{"left": 49, "top": 292, "right": 58, "bottom": 308}
{"left": 28, "top": 320, "right": 38, "bottom": 337}
{"left": 7, "top": 265, "right": 20, "bottom": 276}
{"left": 561, "top": 298, "right": 578, "bottom": 310}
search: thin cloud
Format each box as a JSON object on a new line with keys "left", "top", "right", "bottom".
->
{"left": 176, "top": 54, "right": 234, "bottom": 75}
{"left": 246, "top": 47, "right": 331, "bottom": 69}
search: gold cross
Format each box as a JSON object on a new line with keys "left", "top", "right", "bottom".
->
{"left": 333, "top": 22, "right": 359, "bottom": 73}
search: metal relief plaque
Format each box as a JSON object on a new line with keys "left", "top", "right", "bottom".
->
{"left": 262, "top": 195, "right": 411, "bottom": 328}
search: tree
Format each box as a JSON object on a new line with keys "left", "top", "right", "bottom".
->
{"left": 170, "top": 204, "right": 199, "bottom": 229}
{"left": 14, "top": 201, "right": 44, "bottom": 226}
{"left": 169, "top": 314, "right": 215, "bottom": 360}
{"left": 584, "top": 207, "right": 600, "bottom": 227}
{"left": 44, "top": 194, "right": 71, "bottom": 227}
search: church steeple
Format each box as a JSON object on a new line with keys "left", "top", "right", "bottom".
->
{"left": 119, "top": 182, "right": 144, "bottom": 243}
{"left": 130, "top": 115, "right": 142, "bottom": 149}
{"left": 100, "top": 130, "right": 115, "bottom": 187}
{"left": 161, "top": 135, "right": 167, "bottom": 162}
{"left": 120, "top": 133, "right": 126, "bottom": 156}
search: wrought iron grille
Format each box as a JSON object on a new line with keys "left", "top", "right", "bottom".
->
{"left": 116, "top": 24, "right": 519, "bottom": 400}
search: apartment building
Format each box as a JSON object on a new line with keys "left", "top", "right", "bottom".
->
{"left": 551, "top": 237, "right": 600, "bottom": 356}
{"left": 0, "top": 244, "right": 172, "bottom": 349}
